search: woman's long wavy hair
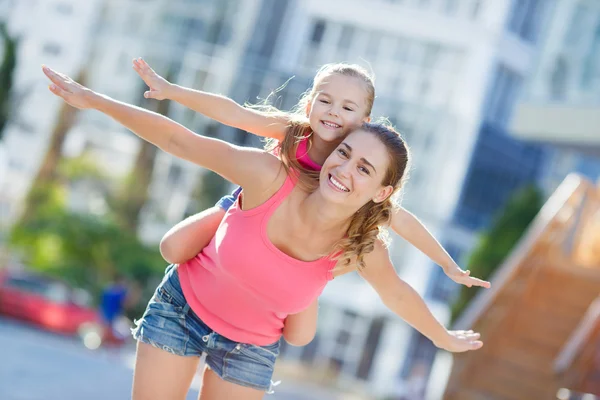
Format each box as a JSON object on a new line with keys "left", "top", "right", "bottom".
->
{"left": 332, "top": 122, "right": 411, "bottom": 271}
{"left": 258, "top": 63, "right": 375, "bottom": 190}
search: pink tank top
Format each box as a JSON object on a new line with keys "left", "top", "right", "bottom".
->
{"left": 178, "top": 174, "right": 336, "bottom": 345}
{"left": 296, "top": 137, "right": 321, "bottom": 171}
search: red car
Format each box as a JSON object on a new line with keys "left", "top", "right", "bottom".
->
{"left": 0, "top": 268, "right": 126, "bottom": 347}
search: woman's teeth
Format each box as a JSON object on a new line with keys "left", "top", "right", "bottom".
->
{"left": 329, "top": 175, "right": 349, "bottom": 192}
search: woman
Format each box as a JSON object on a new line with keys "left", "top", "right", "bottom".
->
{"left": 42, "top": 65, "right": 482, "bottom": 400}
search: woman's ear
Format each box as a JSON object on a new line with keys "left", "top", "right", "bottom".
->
{"left": 373, "top": 185, "right": 394, "bottom": 203}
{"left": 364, "top": 116, "right": 371, "bottom": 123}
{"left": 305, "top": 101, "right": 312, "bottom": 117}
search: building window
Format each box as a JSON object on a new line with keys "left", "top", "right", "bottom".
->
{"left": 580, "top": 21, "right": 600, "bottom": 89}
{"left": 310, "top": 19, "right": 326, "bottom": 45}
{"left": 550, "top": 55, "right": 568, "bottom": 100}
{"left": 42, "top": 42, "right": 62, "bottom": 56}
{"left": 443, "top": 0, "right": 459, "bottom": 15}
{"left": 400, "top": 331, "right": 437, "bottom": 398}
{"left": 506, "top": 0, "right": 544, "bottom": 43}
{"left": 55, "top": 2, "right": 72, "bottom": 15}
{"left": 426, "top": 243, "right": 463, "bottom": 302}
{"left": 485, "top": 65, "right": 523, "bottom": 127}
{"left": 167, "top": 164, "right": 183, "bottom": 187}
{"left": 422, "top": 44, "right": 440, "bottom": 69}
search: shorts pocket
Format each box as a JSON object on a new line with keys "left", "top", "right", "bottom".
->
{"left": 232, "top": 342, "right": 279, "bottom": 368}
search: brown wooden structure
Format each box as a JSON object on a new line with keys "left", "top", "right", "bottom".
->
{"left": 444, "top": 174, "right": 600, "bottom": 400}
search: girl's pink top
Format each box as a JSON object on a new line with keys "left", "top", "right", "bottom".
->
{"left": 178, "top": 171, "right": 336, "bottom": 346}
{"left": 295, "top": 138, "right": 321, "bottom": 171}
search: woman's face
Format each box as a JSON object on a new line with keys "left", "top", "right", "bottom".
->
{"left": 319, "top": 129, "right": 394, "bottom": 209}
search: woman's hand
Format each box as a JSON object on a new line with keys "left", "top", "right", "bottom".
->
{"left": 435, "top": 330, "right": 483, "bottom": 353}
{"left": 42, "top": 65, "right": 98, "bottom": 109}
{"left": 132, "top": 57, "right": 174, "bottom": 101}
{"left": 445, "top": 265, "right": 491, "bottom": 289}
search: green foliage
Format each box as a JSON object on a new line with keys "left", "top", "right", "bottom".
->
{"left": 8, "top": 157, "right": 167, "bottom": 318}
{"left": 191, "top": 170, "right": 231, "bottom": 215}
{"left": 0, "top": 23, "right": 17, "bottom": 140}
{"left": 451, "top": 185, "right": 544, "bottom": 323}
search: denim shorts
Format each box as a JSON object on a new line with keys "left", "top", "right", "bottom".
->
{"left": 131, "top": 264, "right": 281, "bottom": 392}
{"left": 215, "top": 186, "right": 243, "bottom": 211}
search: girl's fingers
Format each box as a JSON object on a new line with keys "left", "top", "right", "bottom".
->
{"left": 48, "top": 83, "right": 70, "bottom": 99}
{"left": 43, "top": 66, "right": 70, "bottom": 91}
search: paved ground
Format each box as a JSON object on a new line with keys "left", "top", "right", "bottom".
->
{"left": 0, "top": 317, "right": 339, "bottom": 400}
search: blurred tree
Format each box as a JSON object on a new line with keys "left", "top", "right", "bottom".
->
{"left": 114, "top": 67, "right": 175, "bottom": 234}
{"left": 19, "top": 68, "right": 87, "bottom": 223}
{"left": 451, "top": 185, "right": 544, "bottom": 323}
{"left": 187, "top": 124, "right": 231, "bottom": 215}
{"left": 0, "top": 23, "right": 18, "bottom": 140}
{"left": 9, "top": 156, "right": 166, "bottom": 318}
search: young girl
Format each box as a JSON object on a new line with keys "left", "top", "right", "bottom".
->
{"left": 133, "top": 58, "right": 490, "bottom": 291}
{"left": 43, "top": 65, "right": 484, "bottom": 400}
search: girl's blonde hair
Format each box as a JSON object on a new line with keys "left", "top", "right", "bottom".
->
{"left": 332, "top": 122, "right": 411, "bottom": 271}
{"left": 259, "top": 63, "right": 376, "bottom": 190}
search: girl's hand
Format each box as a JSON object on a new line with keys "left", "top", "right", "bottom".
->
{"left": 132, "top": 57, "right": 174, "bottom": 100}
{"left": 42, "top": 65, "right": 97, "bottom": 109}
{"left": 445, "top": 265, "right": 491, "bottom": 289}
{"left": 435, "top": 330, "right": 483, "bottom": 353}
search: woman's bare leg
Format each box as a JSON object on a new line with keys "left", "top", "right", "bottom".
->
{"left": 197, "top": 365, "right": 265, "bottom": 400}
{"left": 132, "top": 341, "right": 200, "bottom": 400}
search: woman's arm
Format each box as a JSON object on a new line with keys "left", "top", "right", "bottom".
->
{"left": 133, "top": 58, "right": 289, "bottom": 141}
{"left": 359, "top": 240, "right": 483, "bottom": 353}
{"left": 283, "top": 299, "right": 319, "bottom": 347}
{"left": 42, "top": 66, "right": 280, "bottom": 191}
{"left": 391, "top": 207, "right": 490, "bottom": 289}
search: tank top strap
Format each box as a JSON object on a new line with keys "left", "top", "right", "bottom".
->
{"left": 239, "top": 171, "right": 298, "bottom": 217}
{"left": 262, "top": 172, "right": 297, "bottom": 218}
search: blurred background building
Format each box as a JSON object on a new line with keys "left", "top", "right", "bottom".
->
{"left": 0, "top": 0, "right": 599, "bottom": 399}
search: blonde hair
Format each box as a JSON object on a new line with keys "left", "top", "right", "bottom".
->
{"left": 332, "top": 122, "right": 411, "bottom": 271}
{"left": 259, "top": 63, "right": 376, "bottom": 190}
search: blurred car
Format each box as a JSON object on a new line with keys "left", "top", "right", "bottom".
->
{"left": 0, "top": 269, "right": 127, "bottom": 348}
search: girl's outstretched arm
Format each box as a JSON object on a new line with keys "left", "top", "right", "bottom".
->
{"left": 390, "top": 207, "right": 490, "bottom": 289}
{"left": 358, "top": 240, "right": 483, "bottom": 353}
{"left": 133, "top": 58, "right": 289, "bottom": 141}
{"left": 42, "top": 65, "right": 280, "bottom": 191}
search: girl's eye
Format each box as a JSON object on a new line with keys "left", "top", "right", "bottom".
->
{"left": 320, "top": 99, "right": 330, "bottom": 104}
{"left": 359, "top": 166, "right": 370, "bottom": 175}
{"left": 343, "top": 106, "right": 354, "bottom": 111}
{"left": 337, "top": 149, "right": 348, "bottom": 157}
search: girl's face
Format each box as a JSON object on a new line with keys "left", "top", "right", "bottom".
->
{"left": 319, "top": 129, "right": 394, "bottom": 209}
{"left": 307, "top": 74, "right": 371, "bottom": 144}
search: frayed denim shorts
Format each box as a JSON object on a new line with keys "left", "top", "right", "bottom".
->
{"left": 132, "top": 264, "right": 281, "bottom": 392}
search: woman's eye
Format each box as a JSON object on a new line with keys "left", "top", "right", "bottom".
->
{"left": 337, "top": 149, "right": 348, "bottom": 157}
{"left": 320, "top": 99, "right": 330, "bottom": 104}
{"left": 359, "top": 166, "right": 370, "bottom": 175}
{"left": 344, "top": 106, "right": 354, "bottom": 111}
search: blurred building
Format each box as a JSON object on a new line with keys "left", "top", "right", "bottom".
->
{"left": 222, "top": 0, "right": 557, "bottom": 398}
{"left": 511, "top": 0, "right": 600, "bottom": 189}
{"left": 0, "top": 0, "right": 104, "bottom": 226}
{"left": 68, "top": 0, "right": 264, "bottom": 243}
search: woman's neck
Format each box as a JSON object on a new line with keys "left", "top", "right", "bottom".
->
{"left": 298, "top": 188, "right": 354, "bottom": 234}
{"left": 307, "top": 134, "right": 342, "bottom": 166}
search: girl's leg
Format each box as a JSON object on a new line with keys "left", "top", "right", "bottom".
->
{"left": 132, "top": 341, "right": 200, "bottom": 400}
{"left": 198, "top": 365, "right": 266, "bottom": 400}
